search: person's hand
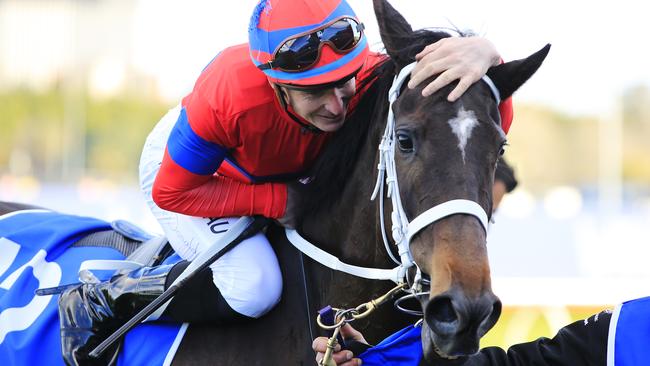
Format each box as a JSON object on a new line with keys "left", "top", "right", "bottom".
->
{"left": 313, "top": 324, "right": 368, "bottom": 366}
{"left": 407, "top": 36, "right": 501, "bottom": 101}
{"left": 276, "top": 182, "right": 301, "bottom": 229}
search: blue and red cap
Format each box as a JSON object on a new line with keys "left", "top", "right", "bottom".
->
{"left": 248, "top": 0, "right": 369, "bottom": 86}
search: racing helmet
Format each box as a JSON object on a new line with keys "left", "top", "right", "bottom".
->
{"left": 248, "top": 0, "right": 369, "bottom": 87}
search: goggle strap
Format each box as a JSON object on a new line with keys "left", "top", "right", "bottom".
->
{"left": 257, "top": 61, "right": 273, "bottom": 71}
{"left": 258, "top": 18, "right": 364, "bottom": 73}
{"left": 277, "top": 68, "right": 359, "bottom": 91}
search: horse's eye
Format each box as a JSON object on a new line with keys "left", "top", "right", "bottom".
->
{"left": 397, "top": 132, "right": 414, "bottom": 153}
{"left": 499, "top": 142, "right": 508, "bottom": 156}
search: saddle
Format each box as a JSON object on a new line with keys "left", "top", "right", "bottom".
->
{"left": 36, "top": 220, "right": 172, "bottom": 296}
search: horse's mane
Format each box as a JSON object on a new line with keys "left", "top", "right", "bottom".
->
{"left": 299, "top": 29, "right": 455, "bottom": 217}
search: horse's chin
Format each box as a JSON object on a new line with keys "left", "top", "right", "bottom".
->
{"left": 421, "top": 323, "right": 476, "bottom": 365}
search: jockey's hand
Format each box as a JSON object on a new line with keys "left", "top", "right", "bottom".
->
{"left": 313, "top": 324, "right": 368, "bottom": 366}
{"left": 276, "top": 182, "right": 301, "bottom": 229}
{"left": 407, "top": 36, "right": 501, "bottom": 102}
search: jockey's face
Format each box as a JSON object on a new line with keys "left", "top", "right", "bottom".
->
{"left": 279, "top": 78, "right": 356, "bottom": 132}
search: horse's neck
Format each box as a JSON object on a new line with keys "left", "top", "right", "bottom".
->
{"left": 294, "top": 105, "right": 415, "bottom": 340}
{"left": 302, "top": 111, "right": 392, "bottom": 269}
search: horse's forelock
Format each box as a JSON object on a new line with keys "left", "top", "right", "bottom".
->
{"left": 383, "top": 28, "right": 465, "bottom": 72}
{"left": 395, "top": 29, "right": 453, "bottom": 63}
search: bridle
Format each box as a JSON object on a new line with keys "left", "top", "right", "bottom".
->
{"left": 285, "top": 62, "right": 501, "bottom": 288}
{"left": 370, "top": 62, "right": 500, "bottom": 285}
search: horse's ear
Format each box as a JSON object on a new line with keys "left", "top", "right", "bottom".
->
{"left": 486, "top": 44, "right": 551, "bottom": 100}
{"left": 373, "top": 0, "right": 415, "bottom": 69}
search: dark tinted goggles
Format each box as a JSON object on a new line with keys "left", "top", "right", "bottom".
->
{"left": 258, "top": 17, "right": 364, "bottom": 73}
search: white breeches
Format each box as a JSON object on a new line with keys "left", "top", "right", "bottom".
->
{"left": 138, "top": 105, "right": 282, "bottom": 318}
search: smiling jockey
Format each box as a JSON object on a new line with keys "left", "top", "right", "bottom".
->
{"left": 56, "top": 0, "right": 512, "bottom": 365}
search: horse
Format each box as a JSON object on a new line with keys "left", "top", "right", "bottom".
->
{"left": 0, "top": 0, "right": 549, "bottom": 364}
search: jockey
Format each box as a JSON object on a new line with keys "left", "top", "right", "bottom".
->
{"left": 57, "top": 0, "right": 511, "bottom": 365}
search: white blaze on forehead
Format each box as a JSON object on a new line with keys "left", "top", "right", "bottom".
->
{"left": 448, "top": 107, "right": 479, "bottom": 162}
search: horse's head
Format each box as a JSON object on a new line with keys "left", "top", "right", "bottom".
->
{"left": 373, "top": 0, "right": 549, "bottom": 361}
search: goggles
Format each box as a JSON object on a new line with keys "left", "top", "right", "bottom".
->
{"left": 258, "top": 17, "right": 364, "bottom": 73}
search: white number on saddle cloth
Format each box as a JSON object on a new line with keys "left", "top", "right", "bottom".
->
{"left": 0, "top": 237, "right": 62, "bottom": 344}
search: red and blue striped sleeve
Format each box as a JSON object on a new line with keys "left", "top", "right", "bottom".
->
{"left": 166, "top": 107, "right": 229, "bottom": 175}
{"left": 151, "top": 82, "right": 287, "bottom": 219}
{"left": 152, "top": 147, "right": 287, "bottom": 218}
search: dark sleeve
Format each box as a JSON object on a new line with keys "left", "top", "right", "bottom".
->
{"left": 464, "top": 310, "right": 610, "bottom": 366}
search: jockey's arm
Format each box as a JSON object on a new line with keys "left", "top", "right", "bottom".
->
{"left": 464, "top": 310, "right": 610, "bottom": 366}
{"left": 151, "top": 91, "right": 288, "bottom": 219}
{"left": 152, "top": 154, "right": 287, "bottom": 219}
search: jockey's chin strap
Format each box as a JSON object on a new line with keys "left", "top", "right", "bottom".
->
{"left": 285, "top": 62, "right": 499, "bottom": 284}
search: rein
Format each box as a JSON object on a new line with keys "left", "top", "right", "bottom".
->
{"left": 286, "top": 62, "right": 500, "bottom": 285}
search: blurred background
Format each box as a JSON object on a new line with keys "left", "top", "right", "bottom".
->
{"left": 1, "top": 0, "right": 649, "bottom": 350}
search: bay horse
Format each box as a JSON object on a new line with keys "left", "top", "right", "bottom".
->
{"left": 0, "top": 0, "right": 549, "bottom": 364}
{"left": 172, "top": 1, "right": 547, "bottom": 364}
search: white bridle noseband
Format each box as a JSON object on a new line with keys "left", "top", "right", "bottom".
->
{"left": 286, "top": 62, "right": 500, "bottom": 284}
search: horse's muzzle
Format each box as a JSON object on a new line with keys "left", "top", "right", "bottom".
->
{"left": 422, "top": 289, "right": 502, "bottom": 359}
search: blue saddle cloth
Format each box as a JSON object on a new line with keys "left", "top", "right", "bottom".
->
{"left": 358, "top": 324, "right": 423, "bottom": 365}
{"left": 0, "top": 210, "right": 185, "bottom": 366}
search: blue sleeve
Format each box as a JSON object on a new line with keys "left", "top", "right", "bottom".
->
{"left": 166, "top": 107, "right": 228, "bottom": 175}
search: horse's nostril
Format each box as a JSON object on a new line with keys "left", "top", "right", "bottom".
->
{"left": 429, "top": 297, "right": 457, "bottom": 323}
{"left": 425, "top": 296, "right": 460, "bottom": 337}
